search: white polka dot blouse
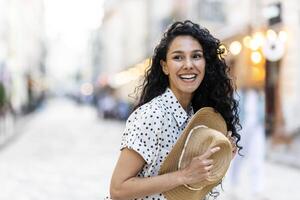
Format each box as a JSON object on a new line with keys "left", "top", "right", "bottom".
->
{"left": 106, "top": 88, "right": 194, "bottom": 200}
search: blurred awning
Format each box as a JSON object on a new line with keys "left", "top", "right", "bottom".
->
{"left": 108, "top": 58, "right": 151, "bottom": 88}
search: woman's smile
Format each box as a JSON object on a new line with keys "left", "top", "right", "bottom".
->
{"left": 178, "top": 73, "right": 198, "bottom": 82}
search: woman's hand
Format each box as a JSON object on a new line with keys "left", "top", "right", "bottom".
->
{"left": 179, "top": 146, "right": 220, "bottom": 186}
{"left": 227, "top": 131, "right": 237, "bottom": 160}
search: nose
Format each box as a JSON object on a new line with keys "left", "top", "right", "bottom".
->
{"left": 183, "top": 58, "right": 193, "bottom": 69}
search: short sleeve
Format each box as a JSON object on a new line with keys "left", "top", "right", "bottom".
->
{"left": 121, "top": 104, "right": 163, "bottom": 165}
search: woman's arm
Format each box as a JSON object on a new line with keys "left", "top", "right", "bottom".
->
{"left": 110, "top": 147, "right": 220, "bottom": 200}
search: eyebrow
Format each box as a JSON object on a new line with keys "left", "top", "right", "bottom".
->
{"left": 170, "top": 49, "right": 203, "bottom": 54}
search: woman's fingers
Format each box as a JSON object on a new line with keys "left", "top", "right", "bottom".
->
{"left": 204, "top": 164, "right": 214, "bottom": 171}
{"left": 198, "top": 146, "right": 220, "bottom": 160}
{"left": 201, "top": 159, "right": 213, "bottom": 165}
{"left": 185, "top": 133, "right": 239, "bottom": 184}
{"left": 183, "top": 149, "right": 219, "bottom": 184}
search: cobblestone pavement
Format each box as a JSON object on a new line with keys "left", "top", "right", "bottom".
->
{"left": 0, "top": 98, "right": 299, "bottom": 200}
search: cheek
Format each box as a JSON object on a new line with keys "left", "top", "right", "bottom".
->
{"left": 202, "top": 65, "right": 206, "bottom": 73}
{"left": 169, "top": 73, "right": 178, "bottom": 82}
{"left": 196, "top": 61, "right": 206, "bottom": 72}
{"left": 167, "top": 62, "right": 181, "bottom": 73}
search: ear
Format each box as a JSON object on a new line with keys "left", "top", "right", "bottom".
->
{"left": 160, "top": 60, "right": 169, "bottom": 75}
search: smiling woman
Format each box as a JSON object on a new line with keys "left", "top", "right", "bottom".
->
{"left": 107, "top": 20, "right": 241, "bottom": 200}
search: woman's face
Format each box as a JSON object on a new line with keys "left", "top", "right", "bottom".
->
{"left": 161, "top": 35, "right": 206, "bottom": 99}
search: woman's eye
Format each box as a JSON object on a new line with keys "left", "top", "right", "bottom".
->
{"left": 173, "top": 55, "right": 183, "bottom": 60}
{"left": 193, "top": 54, "right": 203, "bottom": 59}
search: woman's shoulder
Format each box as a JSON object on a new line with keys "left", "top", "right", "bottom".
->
{"left": 128, "top": 95, "right": 166, "bottom": 121}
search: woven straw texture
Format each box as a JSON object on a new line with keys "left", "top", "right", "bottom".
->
{"left": 158, "top": 107, "right": 232, "bottom": 200}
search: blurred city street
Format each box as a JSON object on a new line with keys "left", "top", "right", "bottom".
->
{"left": 1, "top": 0, "right": 300, "bottom": 200}
{"left": 0, "top": 98, "right": 299, "bottom": 200}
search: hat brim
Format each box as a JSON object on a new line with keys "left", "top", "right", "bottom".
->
{"left": 159, "top": 107, "right": 232, "bottom": 200}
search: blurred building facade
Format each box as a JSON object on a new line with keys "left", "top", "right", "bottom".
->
{"left": 0, "top": 0, "right": 46, "bottom": 148}
{"left": 0, "top": 0, "right": 46, "bottom": 115}
{"left": 222, "top": 0, "right": 300, "bottom": 138}
{"left": 91, "top": 0, "right": 300, "bottom": 137}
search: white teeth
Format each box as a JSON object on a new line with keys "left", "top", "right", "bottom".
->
{"left": 179, "top": 74, "right": 196, "bottom": 79}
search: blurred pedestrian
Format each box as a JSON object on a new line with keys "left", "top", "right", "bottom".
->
{"left": 227, "top": 88, "right": 267, "bottom": 200}
{"left": 97, "top": 88, "right": 117, "bottom": 119}
{"left": 106, "top": 20, "right": 241, "bottom": 200}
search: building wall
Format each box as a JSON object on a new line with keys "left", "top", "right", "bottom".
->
{"left": 6, "top": 0, "right": 45, "bottom": 113}
{"left": 100, "top": 0, "right": 148, "bottom": 75}
{"left": 280, "top": 0, "right": 300, "bottom": 133}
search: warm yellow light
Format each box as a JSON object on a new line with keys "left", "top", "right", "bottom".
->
{"left": 252, "top": 65, "right": 265, "bottom": 82}
{"left": 253, "top": 32, "right": 265, "bottom": 46}
{"left": 278, "top": 30, "right": 288, "bottom": 42}
{"left": 132, "top": 58, "right": 151, "bottom": 76}
{"left": 243, "top": 36, "right": 252, "bottom": 48}
{"left": 251, "top": 51, "right": 262, "bottom": 64}
{"left": 109, "top": 58, "right": 151, "bottom": 88}
{"left": 267, "top": 29, "right": 277, "bottom": 40}
{"left": 229, "top": 41, "right": 242, "bottom": 55}
{"left": 250, "top": 38, "right": 261, "bottom": 51}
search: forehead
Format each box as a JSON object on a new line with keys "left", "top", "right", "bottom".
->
{"left": 168, "top": 35, "right": 203, "bottom": 52}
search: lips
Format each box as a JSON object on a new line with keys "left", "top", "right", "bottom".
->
{"left": 179, "top": 74, "right": 197, "bottom": 80}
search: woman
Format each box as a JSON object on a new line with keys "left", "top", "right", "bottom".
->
{"left": 108, "top": 20, "right": 241, "bottom": 200}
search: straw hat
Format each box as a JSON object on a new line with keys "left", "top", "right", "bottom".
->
{"left": 158, "top": 107, "right": 232, "bottom": 200}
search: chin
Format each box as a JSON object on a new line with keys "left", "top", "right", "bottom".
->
{"left": 181, "top": 86, "right": 199, "bottom": 94}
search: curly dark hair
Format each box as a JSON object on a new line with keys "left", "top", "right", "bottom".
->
{"left": 135, "top": 20, "right": 241, "bottom": 148}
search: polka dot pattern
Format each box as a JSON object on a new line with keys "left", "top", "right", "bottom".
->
{"left": 105, "top": 88, "right": 194, "bottom": 200}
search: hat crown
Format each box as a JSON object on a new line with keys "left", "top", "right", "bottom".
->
{"left": 159, "top": 107, "right": 233, "bottom": 200}
{"left": 179, "top": 126, "right": 232, "bottom": 189}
